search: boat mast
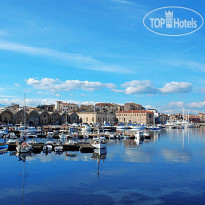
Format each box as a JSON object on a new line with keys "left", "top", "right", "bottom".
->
{"left": 97, "top": 156, "right": 100, "bottom": 181}
{"left": 23, "top": 93, "right": 26, "bottom": 130}
{"left": 140, "top": 110, "right": 141, "bottom": 125}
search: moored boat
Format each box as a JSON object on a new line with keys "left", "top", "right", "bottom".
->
{"left": 16, "top": 143, "right": 32, "bottom": 153}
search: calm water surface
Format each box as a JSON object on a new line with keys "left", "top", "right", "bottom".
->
{"left": 1, "top": 127, "right": 205, "bottom": 205}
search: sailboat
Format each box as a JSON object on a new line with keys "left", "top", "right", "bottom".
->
{"left": 16, "top": 94, "right": 33, "bottom": 153}
{"left": 91, "top": 129, "right": 106, "bottom": 149}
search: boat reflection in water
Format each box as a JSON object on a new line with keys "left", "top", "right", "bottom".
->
{"left": 92, "top": 148, "right": 107, "bottom": 179}
{"left": 16, "top": 152, "right": 32, "bottom": 205}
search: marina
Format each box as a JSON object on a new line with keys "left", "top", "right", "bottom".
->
{"left": 1, "top": 126, "right": 205, "bottom": 204}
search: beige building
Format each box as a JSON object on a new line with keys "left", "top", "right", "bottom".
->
{"left": 56, "top": 101, "right": 79, "bottom": 112}
{"left": 199, "top": 113, "right": 205, "bottom": 122}
{"left": 116, "top": 110, "right": 154, "bottom": 124}
{"left": 95, "top": 103, "right": 123, "bottom": 113}
{"left": 124, "top": 103, "right": 145, "bottom": 111}
{"left": 79, "top": 104, "right": 94, "bottom": 111}
{"left": 78, "top": 111, "right": 116, "bottom": 124}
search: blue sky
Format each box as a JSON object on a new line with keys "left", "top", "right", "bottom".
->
{"left": 0, "top": 0, "right": 205, "bottom": 113}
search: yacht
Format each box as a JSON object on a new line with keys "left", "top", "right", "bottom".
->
{"left": 43, "top": 145, "right": 52, "bottom": 152}
{"left": 54, "top": 146, "right": 63, "bottom": 152}
{"left": 81, "top": 125, "right": 92, "bottom": 132}
{"left": 16, "top": 143, "right": 32, "bottom": 153}
{"left": 91, "top": 130, "right": 107, "bottom": 149}
{"left": 92, "top": 139, "right": 106, "bottom": 149}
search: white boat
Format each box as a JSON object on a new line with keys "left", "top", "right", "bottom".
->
{"left": 187, "top": 123, "right": 196, "bottom": 128}
{"left": 6, "top": 139, "right": 18, "bottom": 146}
{"left": 91, "top": 129, "right": 107, "bottom": 149}
{"left": 0, "top": 131, "right": 3, "bottom": 138}
{"left": 108, "top": 134, "right": 115, "bottom": 139}
{"left": 93, "top": 135, "right": 105, "bottom": 141}
{"left": 135, "top": 131, "right": 144, "bottom": 140}
{"left": 116, "top": 134, "right": 123, "bottom": 139}
{"left": 59, "top": 133, "right": 66, "bottom": 139}
{"left": 27, "top": 127, "right": 38, "bottom": 135}
{"left": 116, "top": 125, "right": 129, "bottom": 130}
{"left": 130, "top": 125, "right": 145, "bottom": 130}
{"left": 143, "top": 131, "right": 151, "bottom": 137}
{"left": 0, "top": 128, "right": 9, "bottom": 135}
{"left": 9, "top": 132, "right": 17, "bottom": 139}
{"left": 27, "top": 139, "right": 37, "bottom": 145}
{"left": 47, "top": 132, "right": 54, "bottom": 139}
{"left": 92, "top": 139, "right": 106, "bottom": 149}
{"left": 81, "top": 125, "right": 92, "bottom": 132}
{"left": 46, "top": 141, "right": 54, "bottom": 145}
{"left": 54, "top": 146, "right": 63, "bottom": 152}
{"left": 122, "top": 135, "right": 130, "bottom": 139}
{"left": 16, "top": 143, "right": 32, "bottom": 153}
{"left": 43, "top": 145, "right": 52, "bottom": 152}
{"left": 65, "top": 140, "right": 78, "bottom": 145}
{"left": 148, "top": 126, "right": 161, "bottom": 131}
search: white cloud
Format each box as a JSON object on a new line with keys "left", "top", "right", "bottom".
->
{"left": 188, "top": 101, "right": 205, "bottom": 108}
{"left": 168, "top": 101, "right": 185, "bottom": 107}
{"left": 26, "top": 78, "right": 116, "bottom": 93}
{"left": 26, "top": 78, "right": 194, "bottom": 96}
{"left": 0, "top": 40, "right": 130, "bottom": 73}
{"left": 0, "top": 98, "right": 96, "bottom": 107}
{"left": 121, "top": 80, "right": 158, "bottom": 95}
{"left": 14, "top": 83, "right": 20, "bottom": 87}
{"left": 111, "top": 0, "right": 133, "bottom": 4}
{"left": 160, "top": 82, "right": 192, "bottom": 94}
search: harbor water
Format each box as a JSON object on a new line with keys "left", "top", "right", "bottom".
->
{"left": 1, "top": 127, "right": 205, "bottom": 204}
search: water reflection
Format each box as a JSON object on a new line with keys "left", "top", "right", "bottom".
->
{"left": 1, "top": 128, "right": 205, "bottom": 204}
{"left": 161, "top": 149, "right": 191, "bottom": 163}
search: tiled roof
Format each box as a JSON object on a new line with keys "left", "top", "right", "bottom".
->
{"left": 118, "top": 110, "right": 153, "bottom": 114}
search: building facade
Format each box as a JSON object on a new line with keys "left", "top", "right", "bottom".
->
{"left": 78, "top": 111, "right": 116, "bottom": 124}
{"left": 56, "top": 101, "right": 79, "bottom": 113}
{"left": 116, "top": 110, "right": 154, "bottom": 124}
{"left": 124, "top": 103, "right": 145, "bottom": 111}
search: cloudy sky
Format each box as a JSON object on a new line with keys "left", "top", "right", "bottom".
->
{"left": 0, "top": 0, "right": 205, "bottom": 113}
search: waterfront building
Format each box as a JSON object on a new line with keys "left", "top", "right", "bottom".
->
{"left": 39, "top": 111, "right": 50, "bottom": 125}
{"left": 0, "top": 109, "right": 14, "bottom": 124}
{"left": 116, "top": 110, "right": 154, "bottom": 124}
{"left": 79, "top": 104, "right": 94, "bottom": 112}
{"left": 158, "top": 114, "right": 168, "bottom": 124}
{"left": 13, "top": 108, "right": 28, "bottom": 125}
{"left": 199, "top": 113, "right": 205, "bottom": 122}
{"left": 50, "top": 111, "right": 60, "bottom": 125}
{"left": 95, "top": 103, "right": 122, "bottom": 113}
{"left": 78, "top": 111, "right": 116, "bottom": 124}
{"left": 56, "top": 101, "right": 79, "bottom": 112}
{"left": 124, "top": 103, "right": 145, "bottom": 111}
{"left": 36, "top": 104, "right": 55, "bottom": 112}
{"left": 69, "top": 112, "right": 80, "bottom": 123}
{"left": 27, "top": 109, "right": 40, "bottom": 126}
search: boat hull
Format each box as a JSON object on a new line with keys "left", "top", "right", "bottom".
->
{"left": 92, "top": 143, "right": 106, "bottom": 149}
